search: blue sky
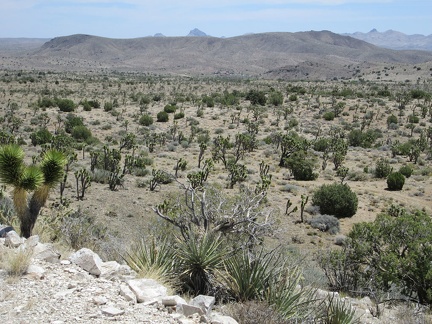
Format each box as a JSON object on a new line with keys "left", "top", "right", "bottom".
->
{"left": 1, "top": 0, "right": 431, "bottom": 38}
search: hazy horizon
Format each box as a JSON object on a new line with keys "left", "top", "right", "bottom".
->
{"left": 0, "top": 1, "right": 430, "bottom": 39}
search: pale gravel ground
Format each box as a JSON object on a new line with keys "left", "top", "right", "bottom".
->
{"left": 0, "top": 258, "right": 185, "bottom": 324}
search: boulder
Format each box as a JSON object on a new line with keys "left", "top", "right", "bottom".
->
{"left": 127, "top": 278, "right": 167, "bottom": 303}
{"left": 33, "top": 242, "right": 60, "bottom": 263}
{"left": 69, "top": 248, "right": 103, "bottom": 276}
{"left": 26, "top": 264, "right": 45, "bottom": 280}
{"left": 119, "top": 284, "right": 137, "bottom": 303}
{"left": 0, "top": 225, "right": 14, "bottom": 238}
{"left": 190, "top": 295, "right": 215, "bottom": 316}
{"left": 5, "top": 230, "right": 23, "bottom": 248}
{"left": 24, "top": 235, "right": 40, "bottom": 249}
{"left": 176, "top": 303, "right": 204, "bottom": 317}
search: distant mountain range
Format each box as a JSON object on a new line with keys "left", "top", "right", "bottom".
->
{"left": 1, "top": 30, "right": 431, "bottom": 80}
{"left": 343, "top": 29, "right": 432, "bottom": 51}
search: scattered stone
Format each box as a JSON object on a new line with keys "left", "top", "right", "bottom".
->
{"left": 120, "top": 283, "right": 137, "bottom": 303}
{"left": 190, "top": 295, "right": 215, "bottom": 316}
{"left": 176, "top": 303, "right": 204, "bottom": 317}
{"left": 33, "top": 242, "right": 61, "bottom": 263}
{"left": 69, "top": 248, "right": 103, "bottom": 276}
{"left": 60, "top": 260, "right": 71, "bottom": 265}
{"left": 162, "top": 295, "right": 188, "bottom": 307}
{"left": 127, "top": 278, "right": 167, "bottom": 303}
{"left": 101, "top": 306, "right": 125, "bottom": 317}
{"left": 26, "top": 264, "right": 45, "bottom": 279}
{"left": 24, "top": 235, "right": 39, "bottom": 248}
{"left": 93, "top": 296, "right": 107, "bottom": 305}
{"left": 5, "top": 230, "right": 23, "bottom": 248}
{"left": 211, "top": 312, "right": 239, "bottom": 324}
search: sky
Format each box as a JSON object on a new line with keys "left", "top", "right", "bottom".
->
{"left": 1, "top": 0, "right": 431, "bottom": 38}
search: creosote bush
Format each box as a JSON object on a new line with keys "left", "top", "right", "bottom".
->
{"left": 387, "top": 171, "right": 405, "bottom": 190}
{"left": 156, "top": 111, "right": 169, "bottom": 122}
{"left": 312, "top": 183, "right": 358, "bottom": 218}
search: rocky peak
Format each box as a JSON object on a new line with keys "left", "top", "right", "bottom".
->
{"left": 187, "top": 28, "right": 208, "bottom": 37}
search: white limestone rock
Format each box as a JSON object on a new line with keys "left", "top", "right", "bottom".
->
{"left": 176, "top": 303, "right": 204, "bottom": 317}
{"left": 101, "top": 306, "right": 125, "bottom": 317}
{"left": 127, "top": 278, "right": 168, "bottom": 303}
{"left": 211, "top": 312, "right": 239, "bottom": 324}
{"left": 190, "top": 295, "right": 215, "bottom": 316}
{"left": 33, "top": 242, "right": 60, "bottom": 263}
{"left": 5, "top": 230, "right": 23, "bottom": 248}
{"left": 69, "top": 248, "right": 103, "bottom": 276}
{"left": 119, "top": 283, "right": 137, "bottom": 303}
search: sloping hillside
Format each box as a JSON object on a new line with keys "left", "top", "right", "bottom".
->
{"left": 3, "top": 31, "right": 432, "bottom": 79}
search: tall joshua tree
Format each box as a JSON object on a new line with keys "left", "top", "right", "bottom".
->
{"left": 0, "top": 145, "right": 66, "bottom": 238}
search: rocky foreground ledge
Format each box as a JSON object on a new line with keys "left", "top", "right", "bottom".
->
{"left": 0, "top": 230, "right": 237, "bottom": 324}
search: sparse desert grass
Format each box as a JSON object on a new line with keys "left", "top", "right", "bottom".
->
{"left": 0, "top": 248, "right": 32, "bottom": 277}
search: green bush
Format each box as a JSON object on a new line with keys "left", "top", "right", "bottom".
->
{"left": 157, "top": 111, "right": 169, "bottom": 122}
{"left": 65, "top": 114, "right": 84, "bottom": 133}
{"left": 104, "top": 102, "right": 113, "bottom": 112}
{"left": 164, "top": 104, "right": 177, "bottom": 113}
{"left": 399, "top": 164, "right": 413, "bottom": 178}
{"left": 139, "top": 114, "right": 153, "bottom": 126}
{"left": 312, "top": 183, "right": 358, "bottom": 218}
{"left": 284, "top": 151, "right": 317, "bottom": 181}
{"left": 374, "top": 157, "right": 392, "bottom": 178}
{"left": 56, "top": 98, "right": 75, "bottom": 112}
{"left": 386, "top": 114, "right": 398, "bottom": 126}
{"left": 323, "top": 112, "right": 335, "bottom": 121}
{"left": 387, "top": 172, "right": 405, "bottom": 190}
{"left": 30, "top": 127, "right": 52, "bottom": 146}
{"left": 174, "top": 112, "right": 185, "bottom": 120}
{"left": 72, "top": 125, "right": 92, "bottom": 142}
{"left": 322, "top": 210, "right": 432, "bottom": 305}
{"left": 408, "top": 114, "right": 419, "bottom": 123}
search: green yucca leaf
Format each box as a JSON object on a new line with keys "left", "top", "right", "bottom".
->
{"left": 40, "top": 150, "right": 66, "bottom": 186}
{"left": 0, "top": 145, "right": 25, "bottom": 186}
{"left": 19, "top": 165, "right": 44, "bottom": 191}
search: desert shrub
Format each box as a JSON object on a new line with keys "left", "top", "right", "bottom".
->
{"left": 65, "top": 114, "right": 84, "bottom": 133}
{"left": 408, "top": 114, "right": 420, "bottom": 123}
{"left": 174, "top": 112, "right": 185, "bottom": 120}
{"left": 312, "top": 183, "right": 358, "bottom": 218}
{"left": 308, "top": 215, "right": 340, "bottom": 234}
{"left": 30, "top": 127, "right": 52, "bottom": 146}
{"left": 104, "top": 101, "right": 113, "bottom": 112}
{"left": 284, "top": 151, "right": 318, "bottom": 181}
{"left": 323, "top": 111, "right": 335, "bottom": 121}
{"left": 399, "top": 164, "right": 413, "bottom": 178}
{"left": 374, "top": 157, "right": 392, "bottom": 178}
{"left": 164, "top": 104, "right": 177, "bottom": 113}
{"left": 56, "top": 98, "right": 75, "bottom": 112}
{"left": 225, "top": 301, "right": 290, "bottom": 324}
{"left": 71, "top": 125, "right": 92, "bottom": 142}
{"left": 139, "top": 114, "right": 153, "bottom": 126}
{"left": 61, "top": 208, "right": 108, "bottom": 251}
{"left": 313, "top": 138, "right": 330, "bottom": 152}
{"left": 386, "top": 114, "right": 398, "bottom": 126}
{"left": 324, "top": 210, "right": 432, "bottom": 305}
{"left": 348, "top": 129, "right": 378, "bottom": 148}
{"left": 387, "top": 172, "right": 405, "bottom": 190}
{"left": 157, "top": 111, "right": 169, "bottom": 122}
{"left": 38, "top": 96, "right": 55, "bottom": 108}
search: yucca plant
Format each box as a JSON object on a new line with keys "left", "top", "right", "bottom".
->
{"left": 223, "top": 249, "right": 275, "bottom": 301}
{"left": 224, "top": 249, "right": 316, "bottom": 320}
{"left": 124, "top": 237, "right": 177, "bottom": 283}
{"left": 0, "top": 145, "right": 66, "bottom": 238}
{"left": 176, "top": 232, "right": 228, "bottom": 295}
{"left": 320, "top": 294, "right": 361, "bottom": 324}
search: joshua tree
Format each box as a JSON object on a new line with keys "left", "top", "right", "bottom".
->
{"left": 0, "top": 145, "right": 66, "bottom": 238}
